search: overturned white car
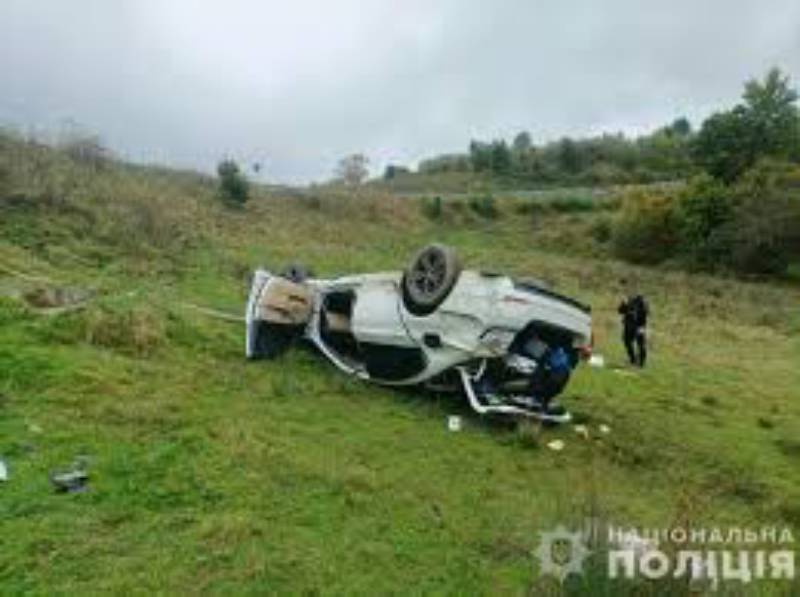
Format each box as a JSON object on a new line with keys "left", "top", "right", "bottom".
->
{"left": 246, "top": 244, "right": 592, "bottom": 422}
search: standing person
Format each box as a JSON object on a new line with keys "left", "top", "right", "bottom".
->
{"left": 618, "top": 283, "right": 649, "bottom": 367}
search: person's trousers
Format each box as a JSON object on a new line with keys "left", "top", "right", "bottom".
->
{"left": 623, "top": 328, "right": 647, "bottom": 367}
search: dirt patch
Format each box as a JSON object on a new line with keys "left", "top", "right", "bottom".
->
{"left": 23, "top": 286, "right": 94, "bottom": 309}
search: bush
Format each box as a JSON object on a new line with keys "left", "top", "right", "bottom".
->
{"left": 675, "top": 161, "right": 800, "bottom": 274}
{"left": 0, "top": 159, "right": 9, "bottom": 193}
{"left": 546, "top": 195, "right": 596, "bottom": 213}
{"left": 298, "top": 192, "right": 322, "bottom": 211}
{"left": 590, "top": 216, "right": 613, "bottom": 243}
{"left": 468, "top": 193, "right": 498, "bottom": 219}
{"left": 612, "top": 189, "right": 679, "bottom": 264}
{"left": 420, "top": 195, "right": 443, "bottom": 220}
{"left": 60, "top": 134, "right": 112, "bottom": 169}
{"left": 513, "top": 199, "right": 546, "bottom": 216}
{"left": 582, "top": 161, "right": 632, "bottom": 185}
{"left": 217, "top": 160, "right": 249, "bottom": 205}
{"left": 612, "top": 161, "right": 800, "bottom": 275}
{"left": 721, "top": 162, "right": 800, "bottom": 274}
{"left": 82, "top": 305, "right": 165, "bottom": 356}
{"left": 675, "top": 175, "right": 734, "bottom": 267}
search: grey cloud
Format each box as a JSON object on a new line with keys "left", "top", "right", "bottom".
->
{"left": 1, "top": 0, "right": 798, "bottom": 183}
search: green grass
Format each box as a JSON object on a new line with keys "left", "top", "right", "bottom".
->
{"left": 1, "top": 136, "right": 799, "bottom": 594}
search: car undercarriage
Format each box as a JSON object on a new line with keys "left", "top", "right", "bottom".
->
{"left": 246, "top": 244, "right": 592, "bottom": 423}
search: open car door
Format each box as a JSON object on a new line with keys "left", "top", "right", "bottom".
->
{"left": 246, "top": 272, "right": 313, "bottom": 358}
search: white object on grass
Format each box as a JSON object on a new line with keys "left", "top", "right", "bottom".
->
{"left": 588, "top": 354, "right": 605, "bottom": 368}
{"left": 546, "top": 439, "right": 565, "bottom": 452}
{"left": 447, "top": 415, "right": 462, "bottom": 432}
{"left": 599, "top": 424, "right": 611, "bottom": 434}
{"left": 573, "top": 424, "right": 589, "bottom": 439}
{"left": 0, "top": 459, "right": 7, "bottom": 482}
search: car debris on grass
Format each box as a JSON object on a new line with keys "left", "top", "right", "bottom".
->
{"left": 50, "top": 457, "right": 90, "bottom": 493}
{"left": 573, "top": 424, "right": 590, "bottom": 439}
{"left": 588, "top": 354, "right": 605, "bottom": 368}
{"left": 447, "top": 415, "right": 462, "bottom": 432}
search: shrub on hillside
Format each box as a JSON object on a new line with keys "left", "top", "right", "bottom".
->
{"left": 513, "top": 199, "right": 546, "bottom": 216}
{"left": 675, "top": 174, "right": 734, "bottom": 268}
{"left": 0, "top": 163, "right": 8, "bottom": 197}
{"left": 299, "top": 193, "right": 323, "bottom": 210}
{"left": 675, "top": 161, "right": 800, "bottom": 274}
{"left": 60, "top": 134, "right": 113, "bottom": 169}
{"left": 82, "top": 305, "right": 165, "bottom": 356}
{"left": 40, "top": 302, "right": 166, "bottom": 356}
{"left": 581, "top": 161, "right": 633, "bottom": 185}
{"left": 590, "top": 216, "right": 613, "bottom": 243}
{"left": 721, "top": 162, "right": 800, "bottom": 274}
{"left": 420, "top": 195, "right": 443, "bottom": 220}
{"left": 612, "top": 189, "right": 678, "bottom": 264}
{"left": 546, "top": 195, "right": 596, "bottom": 213}
{"left": 612, "top": 160, "right": 800, "bottom": 274}
{"left": 468, "top": 193, "right": 498, "bottom": 219}
{"left": 113, "top": 195, "right": 190, "bottom": 253}
{"left": 217, "top": 159, "right": 249, "bottom": 206}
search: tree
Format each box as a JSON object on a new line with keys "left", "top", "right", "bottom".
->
{"left": 336, "top": 153, "right": 369, "bottom": 185}
{"left": 722, "top": 160, "right": 800, "bottom": 274}
{"left": 612, "top": 188, "right": 679, "bottom": 264}
{"left": 512, "top": 131, "right": 532, "bottom": 153}
{"left": 469, "top": 140, "right": 492, "bottom": 172}
{"left": 693, "top": 68, "right": 800, "bottom": 183}
{"left": 676, "top": 174, "right": 733, "bottom": 266}
{"left": 383, "top": 164, "right": 409, "bottom": 180}
{"left": 742, "top": 68, "right": 800, "bottom": 159}
{"left": 217, "top": 159, "right": 249, "bottom": 205}
{"left": 639, "top": 127, "right": 693, "bottom": 177}
{"left": 692, "top": 108, "right": 753, "bottom": 183}
{"left": 557, "top": 138, "right": 583, "bottom": 174}
{"left": 490, "top": 140, "right": 512, "bottom": 174}
{"left": 669, "top": 117, "right": 692, "bottom": 137}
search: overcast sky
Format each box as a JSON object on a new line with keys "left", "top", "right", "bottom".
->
{"left": 2, "top": 1, "right": 799, "bottom": 183}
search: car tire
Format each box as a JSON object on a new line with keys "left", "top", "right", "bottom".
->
{"left": 402, "top": 244, "right": 461, "bottom": 316}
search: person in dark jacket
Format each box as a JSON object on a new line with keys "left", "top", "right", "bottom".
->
{"left": 618, "top": 287, "right": 649, "bottom": 367}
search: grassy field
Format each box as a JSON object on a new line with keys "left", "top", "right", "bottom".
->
{"left": 1, "top": 136, "right": 800, "bottom": 594}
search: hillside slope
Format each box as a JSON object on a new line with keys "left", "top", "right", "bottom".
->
{"left": 1, "top": 136, "right": 799, "bottom": 594}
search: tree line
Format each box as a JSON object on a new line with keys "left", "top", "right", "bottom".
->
{"left": 384, "top": 68, "right": 800, "bottom": 192}
{"left": 611, "top": 68, "right": 800, "bottom": 276}
{"left": 411, "top": 118, "right": 693, "bottom": 186}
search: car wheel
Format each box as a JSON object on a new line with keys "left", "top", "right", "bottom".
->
{"left": 402, "top": 244, "right": 461, "bottom": 316}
